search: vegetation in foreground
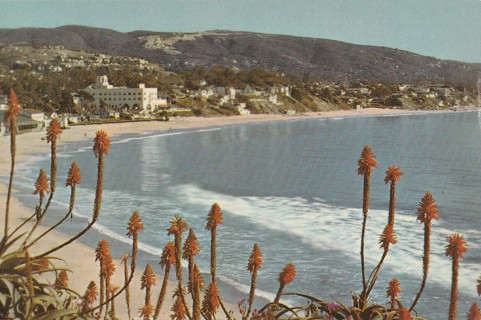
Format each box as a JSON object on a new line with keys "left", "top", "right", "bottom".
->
{"left": 1, "top": 89, "right": 481, "bottom": 319}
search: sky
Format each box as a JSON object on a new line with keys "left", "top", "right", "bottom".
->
{"left": 1, "top": 0, "right": 481, "bottom": 63}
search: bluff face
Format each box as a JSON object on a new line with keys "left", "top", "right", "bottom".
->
{"left": 1, "top": 25, "right": 480, "bottom": 84}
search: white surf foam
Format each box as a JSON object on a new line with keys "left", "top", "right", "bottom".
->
{"left": 175, "top": 183, "right": 480, "bottom": 297}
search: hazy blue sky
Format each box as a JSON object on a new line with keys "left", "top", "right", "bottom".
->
{"left": 1, "top": 0, "right": 481, "bottom": 63}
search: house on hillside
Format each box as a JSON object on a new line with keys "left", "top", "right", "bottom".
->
{"left": 242, "top": 85, "right": 259, "bottom": 96}
{"left": 270, "top": 85, "right": 291, "bottom": 97}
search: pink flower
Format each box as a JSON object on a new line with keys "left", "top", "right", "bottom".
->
{"left": 237, "top": 298, "right": 245, "bottom": 307}
{"left": 328, "top": 301, "right": 340, "bottom": 311}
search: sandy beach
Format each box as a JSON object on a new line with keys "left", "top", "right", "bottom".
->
{"left": 0, "top": 107, "right": 464, "bottom": 319}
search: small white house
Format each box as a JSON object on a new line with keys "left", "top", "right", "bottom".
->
{"left": 21, "top": 109, "right": 45, "bottom": 122}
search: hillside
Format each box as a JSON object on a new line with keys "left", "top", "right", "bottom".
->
{"left": 0, "top": 25, "right": 480, "bottom": 84}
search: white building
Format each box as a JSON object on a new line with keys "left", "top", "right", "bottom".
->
{"left": 0, "top": 95, "right": 7, "bottom": 110}
{"left": 21, "top": 109, "right": 45, "bottom": 123}
{"left": 83, "top": 76, "right": 164, "bottom": 112}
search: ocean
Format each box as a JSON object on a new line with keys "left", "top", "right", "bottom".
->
{"left": 11, "top": 111, "right": 481, "bottom": 319}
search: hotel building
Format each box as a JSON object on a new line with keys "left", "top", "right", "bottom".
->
{"left": 84, "top": 76, "right": 166, "bottom": 111}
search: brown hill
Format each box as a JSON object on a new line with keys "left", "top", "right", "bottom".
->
{"left": 0, "top": 25, "right": 480, "bottom": 84}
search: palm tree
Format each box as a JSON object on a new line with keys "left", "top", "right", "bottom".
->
{"left": 410, "top": 192, "right": 439, "bottom": 311}
{"left": 356, "top": 146, "right": 378, "bottom": 298}
{"left": 445, "top": 233, "right": 468, "bottom": 320}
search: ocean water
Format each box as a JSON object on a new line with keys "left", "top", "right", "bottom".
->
{"left": 12, "top": 111, "right": 481, "bottom": 319}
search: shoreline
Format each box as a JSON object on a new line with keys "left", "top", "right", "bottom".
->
{"left": 0, "top": 107, "right": 478, "bottom": 318}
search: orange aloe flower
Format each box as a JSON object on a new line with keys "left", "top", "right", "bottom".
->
{"left": 4, "top": 88, "right": 21, "bottom": 122}
{"left": 247, "top": 243, "right": 263, "bottom": 274}
{"left": 183, "top": 227, "right": 200, "bottom": 300}
{"left": 190, "top": 264, "right": 204, "bottom": 320}
{"left": 32, "top": 258, "right": 49, "bottom": 273}
{"left": 160, "top": 242, "right": 177, "bottom": 268}
{"left": 65, "top": 161, "right": 81, "bottom": 187}
{"left": 468, "top": 303, "right": 481, "bottom": 320}
{"left": 95, "top": 240, "right": 111, "bottom": 262}
{"left": 83, "top": 281, "right": 98, "bottom": 305}
{"left": 188, "top": 264, "right": 205, "bottom": 293}
{"left": 278, "top": 263, "right": 296, "bottom": 286}
{"left": 127, "top": 211, "right": 144, "bottom": 237}
{"left": 247, "top": 243, "right": 263, "bottom": 317}
{"left": 384, "top": 166, "right": 403, "bottom": 185}
{"left": 167, "top": 215, "right": 188, "bottom": 236}
{"left": 183, "top": 228, "right": 200, "bottom": 260}
{"left": 206, "top": 202, "right": 223, "bottom": 231}
{"left": 154, "top": 241, "right": 177, "bottom": 320}
{"left": 357, "top": 145, "right": 377, "bottom": 303}
{"left": 55, "top": 270, "right": 69, "bottom": 290}
{"left": 379, "top": 224, "right": 397, "bottom": 249}
{"left": 201, "top": 282, "right": 220, "bottom": 317}
{"left": 171, "top": 295, "right": 186, "bottom": 320}
{"left": 103, "top": 254, "right": 116, "bottom": 278}
{"left": 398, "top": 308, "right": 412, "bottom": 320}
{"left": 410, "top": 192, "right": 440, "bottom": 311}
{"left": 385, "top": 166, "right": 402, "bottom": 226}
{"left": 445, "top": 233, "right": 468, "bottom": 259}
{"left": 446, "top": 233, "right": 468, "bottom": 320}
{"left": 386, "top": 278, "right": 401, "bottom": 308}
{"left": 167, "top": 215, "right": 192, "bottom": 319}
{"left": 140, "top": 303, "right": 155, "bottom": 319}
{"left": 275, "top": 263, "right": 296, "bottom": 303}
{"left": 141, "top": 264, "right": 156, "bottom": 290}
{"left": 206, "top": 203, "right": 223, "bottom": 283}
{"left": 416, "top": 192, "right": 439, "bottom": 223}
{"left": 33, "top": 169, "right": 49, "bottom": 198}
{"left": 46, "top": 118, "right": 62, "bottom": 143}
{"left": 93, "top": 130, "right": 110, "bottom": 157}
{"left": 357, "top": 146, "right": 378, "bottom": 176}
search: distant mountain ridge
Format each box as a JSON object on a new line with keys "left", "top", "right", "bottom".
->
{"left": 1, "top": 25, "right": 480, "bottom": 84}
